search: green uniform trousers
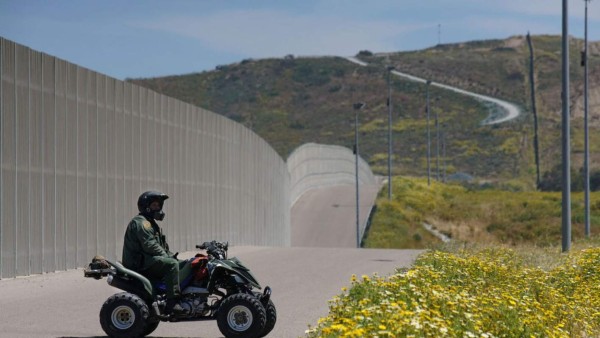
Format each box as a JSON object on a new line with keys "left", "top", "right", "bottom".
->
{"left": 140, "top": 257, "right": 192, "bottom": 299}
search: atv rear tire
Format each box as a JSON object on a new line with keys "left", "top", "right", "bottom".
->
{"left": 217, "top": 293, "right": 267, "bottom": 338}
{"left": 99, "top": 292, "right": 151, "bottom": 338}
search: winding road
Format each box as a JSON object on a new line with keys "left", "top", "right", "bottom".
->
{"left": 344, "top": 55, "right": 524, "bottom": 244}
{"left": 345, "top": 56, "right": 522, "bottom": 125}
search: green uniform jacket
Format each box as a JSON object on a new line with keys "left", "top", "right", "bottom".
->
{"left": 122, "top": 214, "right": 173, "bottom": 271}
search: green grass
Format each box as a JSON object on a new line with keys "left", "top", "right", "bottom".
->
{"left": 364, "top": 176, "right": 600, "bottom": 249}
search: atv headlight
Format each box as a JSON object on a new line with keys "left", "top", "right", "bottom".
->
{"left": 232, "top": 275, "right": 245, "bottom": 284}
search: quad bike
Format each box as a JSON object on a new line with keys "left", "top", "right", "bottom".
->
{"left": 84, "top": 240, "right": 276, "bottom": 338}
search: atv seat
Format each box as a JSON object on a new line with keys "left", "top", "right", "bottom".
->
{"left": 106, "top": 260, "right": 155, "bottom": 299}
{"left": 108, "top": 261, "right": 187, "bottom": 296}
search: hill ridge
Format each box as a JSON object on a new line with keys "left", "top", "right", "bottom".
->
{"left": 130, "top": 34, "right": 600, "bottom": 187}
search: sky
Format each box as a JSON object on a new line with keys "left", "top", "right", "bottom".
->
{"left": 1, "top": 0, "right": 599, "bottom": 80}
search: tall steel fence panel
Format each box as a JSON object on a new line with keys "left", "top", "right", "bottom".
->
{"left": 287, "top": 143, "right": 378, "bottom": 205}
{"left": 0, "top": 37, "right": 290, "bottom": 279}
{"left": 1, "top": 38, "right": 17, "bottom": 278}
{"left": 29, "top": 47, "right": 44, "bottom": 275}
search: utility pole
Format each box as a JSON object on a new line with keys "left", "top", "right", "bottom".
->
{"left": 426, "top": 81, "right": 432, "bottom": 185}
{"left": 583, "top": 0, "right": 592, "bottom": 237}
{"left": 353, "top": 102, "right": 365, "bottom": 248}
{"left": 442, "top": 125, "right": 447, "bottom": 183}
{"left": 561, "top": 0, "right": 572, "bottom": 252}
{"left": 435, "top": 99, "right": 441, "bottom": 182}
{"left": 526, "top": 33, "right": 541, "bottom": 189}
{"left": 387, "top": 66, "right": 395, "bottom": 199}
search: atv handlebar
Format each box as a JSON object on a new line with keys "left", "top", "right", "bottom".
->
{"left": 196, "top": 240, "right": 229, "bottom": 259}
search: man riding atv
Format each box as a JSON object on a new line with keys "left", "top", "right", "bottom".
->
{"left": 122, "top": 191, "right": 191, "bottom": 315}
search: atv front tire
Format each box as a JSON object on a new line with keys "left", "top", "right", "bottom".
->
{"left": 217, "top": 293, "right": 267, "bottom": 338}
{"left": 142, "top": 319, "right": 160, "bottom": 336}
{"left": 254, "top": 292, "right": 276, "bottom": 337}
{"left": 99, "top": 292, "right": 151, "bottom": 338}
{"left": 259, "top": 298, "right": 276, "bottom": 337}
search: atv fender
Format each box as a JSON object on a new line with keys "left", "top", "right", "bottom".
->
{"left": 106, "top": 260, "right": 154, "bottom": 300}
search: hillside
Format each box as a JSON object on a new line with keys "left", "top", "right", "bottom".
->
{"left": 129, "top": 35, "right": 600, "bottom": 187}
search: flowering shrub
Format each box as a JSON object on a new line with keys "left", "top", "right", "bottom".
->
{"left": 306, "top": 247, "right": 600, "bottom": 337}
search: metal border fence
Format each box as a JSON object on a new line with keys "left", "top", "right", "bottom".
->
{"left": 0, "top": 38, "right": 291, "bottom": 279}
{"left": 287, "top": 143, "right": 378, "bottom": 205}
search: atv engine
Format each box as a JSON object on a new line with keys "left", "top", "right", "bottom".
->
{"left": 180, "top": 286, "right": 210, "bottom": 316}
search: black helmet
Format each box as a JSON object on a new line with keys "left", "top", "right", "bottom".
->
{"left": 137, "top": 191, "right": 169, "bottom": 221}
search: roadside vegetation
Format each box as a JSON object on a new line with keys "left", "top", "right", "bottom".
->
{"left": 364, "top": 176, "right": 600, "bottom": 249}
{"left": 306, "top": 177, "right": 600, "bottom": 337}
{"left": 305, "top": 244, "right": 600, "bottom": 337}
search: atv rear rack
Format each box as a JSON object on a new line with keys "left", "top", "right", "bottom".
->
{"left": 84, "top": 267, "right": 114, "bottom": 279}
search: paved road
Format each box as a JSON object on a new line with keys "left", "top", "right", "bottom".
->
{"left": 0, "top": 246, "right": 422, "bottom": 338}
{"left": 0, "top": 184, "right": 422, "bottom": 337}
{"left": 291, "top": 184, "right": 381, "bottom": 248}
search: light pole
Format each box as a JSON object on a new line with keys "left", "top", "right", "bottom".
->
{"left": 387, "top": 66, "right": 395, "bottom": 199}
{"left": 583, "top": 0, "right": 592, "bottom": 237}
{"left": 442, "top": 124, "right": 447, "bottom": 183}
{"left": 561, "top": 0, "right": 571, "bottom": 252}
{"left": 354, "top": 102, "right": 365, "bottom": 248}
{"left": 426, "top": 80, "right": 432, "bottom": 186}
{"left": 435, "top": 97, "right": 441, "bottom": 182}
